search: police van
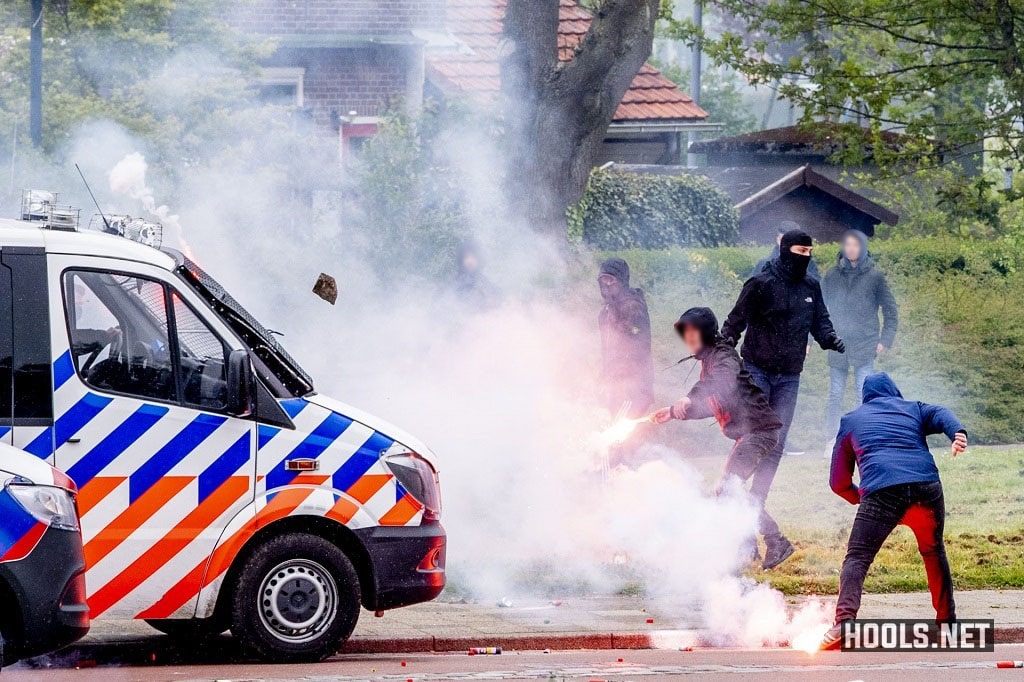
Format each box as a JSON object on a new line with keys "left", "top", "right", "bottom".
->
{"left": 0, "top": 442, "right": 89, "bottom": 666}
{"left": 0, "top": 192, "right": 445, "bottom": 662}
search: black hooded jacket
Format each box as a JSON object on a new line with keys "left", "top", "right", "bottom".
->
{"left": 599, "top": 260, "right": 654, "bottom": 413}
{"left": 821, "top": 233, "right": 898, "bottom": 369}
{"left": 721, "top": 258, "right": 842, "bottom": 375}
{"left": 678, "top": 308, "right": 782, "bottom": 439}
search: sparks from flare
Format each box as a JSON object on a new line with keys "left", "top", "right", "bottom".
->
{"left": 598, "top": 416, "right": 647, "bottom": 446}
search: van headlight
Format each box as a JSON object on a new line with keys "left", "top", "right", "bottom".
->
{"left": 384, "top": 451, "right": 441, "bottom": 523}
{"left": 7, "top": 483, "right": 80, "bottom": 531}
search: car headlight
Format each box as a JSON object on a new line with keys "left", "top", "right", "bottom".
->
{"left": 385, "top": 451, "right": 441, "bottom": 522}
{"left": 7, "top": 483, "right": 80, "bottom": 531}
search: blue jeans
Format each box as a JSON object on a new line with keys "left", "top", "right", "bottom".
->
{"left": 827, "top": 361, "right": 874, "bottom": 437}
{"left": 744, "top": 363, "right": 801, "bottom": 539}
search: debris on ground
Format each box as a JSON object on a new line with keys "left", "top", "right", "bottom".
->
{"left": 497, "top": 597, "right": 513, "bottom": 608}
{"left": 312, "top": 272, "right": 338, "bottom": 304}
{"left": 468, "top": 647, "right": 502, "bottom": 655}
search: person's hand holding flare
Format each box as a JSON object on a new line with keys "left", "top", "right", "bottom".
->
{"left": 651, "top": 397, "right": 691, "bottom": 424}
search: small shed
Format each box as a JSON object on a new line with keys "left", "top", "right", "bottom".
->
{"left": 735, "top": 164, "right": 898, "bottom": 243}
{"left": 612, "top": 162, "right": 899, "bottom": 244}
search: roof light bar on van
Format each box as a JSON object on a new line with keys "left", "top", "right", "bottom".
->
{"left": 87, "top": 213, "right": 163, "bottom": 248}
{"left": 20, "top": 189, "right": 81, "bottom": 231}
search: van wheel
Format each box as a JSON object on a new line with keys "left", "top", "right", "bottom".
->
{"left": 230, "top": 532, "right": 360, "bottom": 663}
{"left": 145, "top": 618, "right": 228, "bottom": 639}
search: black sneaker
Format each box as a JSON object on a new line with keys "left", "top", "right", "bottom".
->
{"left": 761, "top": 536, "right": 795, "bottom": 570}
{"left": 819, "top": 624, "right": 843, "bottom": 651}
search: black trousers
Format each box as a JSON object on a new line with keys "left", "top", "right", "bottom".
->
{"left": 720, "top": 428, "right": 783, "bottom": 540}
{"left": 836, "top": 481, "right": 955, "bottom": 623}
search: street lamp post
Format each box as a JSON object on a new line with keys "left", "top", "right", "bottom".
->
{"left": 29, "top": 0, "right": 43, "bottom": 147}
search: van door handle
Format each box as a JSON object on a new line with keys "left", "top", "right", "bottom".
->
{"left": 66, "top": 438, "right": 81, "bottom": 444}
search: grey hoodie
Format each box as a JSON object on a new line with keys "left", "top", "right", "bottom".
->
{"left": 821, "top": 230, "right": 899, "bottom": 369}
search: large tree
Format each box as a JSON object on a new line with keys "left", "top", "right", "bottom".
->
{"left": 675, "top": 0, "right": 1024, "bottom": 172}
{"left": 499, "top": 0, "right": 663, "bottom": 235}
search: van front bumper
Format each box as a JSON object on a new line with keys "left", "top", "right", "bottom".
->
{"left": 356, "top": 523, "right": 446, "bottom": 611}
{"left": 0, "top": 526, "right": 89, "bottom": 660}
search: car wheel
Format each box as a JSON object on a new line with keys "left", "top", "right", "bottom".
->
{"left": 230, "top": 532, "right": 360, "bottom": 663}
{"left": 145, "top": 617, "right": 228, "bottom": 639}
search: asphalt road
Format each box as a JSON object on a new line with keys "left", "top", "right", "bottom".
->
{"left": 8, "top": 645, "right": 1024, "bottom": 681}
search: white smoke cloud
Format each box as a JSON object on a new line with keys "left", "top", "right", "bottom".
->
{"left": 14, "top": 52, "right": 833, "bottom": 651}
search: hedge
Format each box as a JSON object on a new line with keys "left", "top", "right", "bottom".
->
{"left": 568, "top": 169, "right": 739, "bottom": 249}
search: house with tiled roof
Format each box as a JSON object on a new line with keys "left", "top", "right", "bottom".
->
{"left": 228, "top": 0, "right": 712, "bottom": 164}
{"left": 426, "top": 0, "right": 713, "bottom": 164}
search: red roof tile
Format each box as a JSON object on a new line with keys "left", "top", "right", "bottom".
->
{"left": 427, "top": 0, "right": 707, "bottom": 122}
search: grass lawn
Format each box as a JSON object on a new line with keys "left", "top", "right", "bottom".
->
{"left": 688, "top": 446, "right": 1024, "bottom": 595}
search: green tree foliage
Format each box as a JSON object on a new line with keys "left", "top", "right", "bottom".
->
{"left": 569, "top": 169, "right": 739, "bottom": 249}
{"left": 345, "top": 107, "right": 472, "bottom": 279}
{"left": 668, "top": 0, "right": 1024, "bottom": 174}
{"left": 0, "top": 1, "right": 268, "bottom": 158}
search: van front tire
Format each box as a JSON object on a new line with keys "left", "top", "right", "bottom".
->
{"left": 230, "top": 532, "right": 360, "bottom": 663}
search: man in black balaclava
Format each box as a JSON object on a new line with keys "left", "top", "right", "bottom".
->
{"left": 721, "top": 228, "right": 846, "bottom": 569}
{"left": 598, "top": 258, "right": 655, "bottom": 420}
{"left": 751, "top": 221, "right": 821, "bottom": 281}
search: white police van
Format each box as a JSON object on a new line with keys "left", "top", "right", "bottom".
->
{"left": 0, "top": 192, "right": 445, "bottom": 662}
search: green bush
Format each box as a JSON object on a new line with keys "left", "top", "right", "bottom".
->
{"left": 569, "top": 169, "right": 739, "bottom": 249}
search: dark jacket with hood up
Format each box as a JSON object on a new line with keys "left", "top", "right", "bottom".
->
{"left": 821, "top": 231, "right": 899, "bottom": 370}
{"left": 678, "top": 307, "right": 782, "bottom": 440}
{"left": 721, "top": 258, "right": 842, "bottom": 376}
{"left": 830, "top": 373, "right": 966, "bottom": 504}
{"left": 599, "top": 259, "right": 654, "bottom": 414}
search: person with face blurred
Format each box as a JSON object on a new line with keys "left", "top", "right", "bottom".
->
{"left": 453, "top": 240, "right": 498, "bottom": 310}
{"left": 720, "top": 227, "right": 846, "bottom": 568}
{"left": 821, "top": 230, "right": 898, "bottom": 451}
{"left": 598, "top": 258, "right": 654, "bottom": 420}
{"left": 651, "top": 307, "right": 784, "bottom": 567}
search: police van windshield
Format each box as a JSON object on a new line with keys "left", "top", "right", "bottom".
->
{"left": 168, "top": 252, "right": 314, "bottom": 398}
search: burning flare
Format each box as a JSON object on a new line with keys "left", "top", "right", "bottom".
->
{"left": 598, "top": 416, "right": 647, "bottom": 446}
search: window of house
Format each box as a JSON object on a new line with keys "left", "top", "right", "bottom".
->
{"left": 256, "top": 67, "right": 305, "bottom": 107}
{"left": 63, "top": 271, "right": 232, "bottom": 413}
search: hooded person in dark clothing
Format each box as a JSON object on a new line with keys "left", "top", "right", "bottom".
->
{"left": 454, "top": 240, "right": 498, "bottom": 310}
{"left": 721, "top": 229, "right": 845, "bottom": 566}
{"left": 821, "top": 230, "right": 899, "bottom": 441}
{"left": 752, "top": 222, "right": 821, "bottom": 282}
{"left": 820, "top": 373, "right": 967, "bottom": 650}
{"left": 598, "top": 258, "right": 654, "bottom": 419}
{"left": 651, "top": 307, "right": 788, "bottom": 568}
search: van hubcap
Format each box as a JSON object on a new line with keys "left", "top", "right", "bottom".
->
{"left": 258, "top": 559, "right": 337, "bottom": 643}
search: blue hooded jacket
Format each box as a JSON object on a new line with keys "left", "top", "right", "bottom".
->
{"left": 830, "top": 373, "right": 966, "bottom": 504}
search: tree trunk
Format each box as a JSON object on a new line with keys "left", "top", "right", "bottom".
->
{"left": 500, "top": 0, "right": 660, "bottom": 237}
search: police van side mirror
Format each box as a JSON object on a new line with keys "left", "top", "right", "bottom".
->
{"left": 226, "top": 349, "right": 255, "bottom": 417}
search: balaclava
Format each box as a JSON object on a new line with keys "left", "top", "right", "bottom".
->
{"left": 779, "top": 229, "right": 814, "bottom": 282}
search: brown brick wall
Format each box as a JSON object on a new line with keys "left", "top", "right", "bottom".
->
{"left": 230, "top": 0, "right": 446, "bottom": 35}
{"left": 271, "top": 47, "right": 409, "bottom": 126}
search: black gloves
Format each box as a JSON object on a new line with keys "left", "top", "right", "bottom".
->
{"left": 829, "top": 334, "right": 846, "bottom": 353}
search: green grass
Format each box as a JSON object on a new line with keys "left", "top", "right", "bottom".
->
{"left": 688, "top": 447, "right": 1024, "bottom": 595}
